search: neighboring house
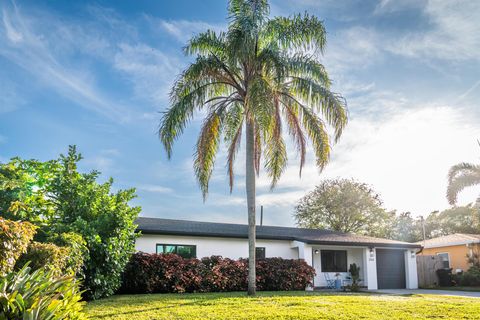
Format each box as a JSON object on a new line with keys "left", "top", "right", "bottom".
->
{"left": 135, "top": 217, "right": 421, "bottom": 290}
{"left": 417, "top": 234, "right": 480, "bottom": 273}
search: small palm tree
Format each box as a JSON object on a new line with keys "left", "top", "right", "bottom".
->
{"left": 159, "top": 0, "right": 347, "bottom": 295}
{"left": 447, "top": 162, "right": 480, "bottom": 205}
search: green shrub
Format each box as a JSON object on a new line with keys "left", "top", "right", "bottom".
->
{"left": 347, "top": 263, "right": 361, "bottom": 292}
{"left": 0, "top": 218, "right": 37, "bottom": 275}
{"left": 459, "top": 266, "right": 480, "bottom": 286}
{"left": 16, "top": 242, "right": 69, "bottom": 277}
{"left": 0, "top": 264, "right": 86, "bottom": 320}
{"left": 0, "top": 146, "right": 140, "bottom": 300}
{"left": 48, "top": 232, "right": 87, "bottom": 277}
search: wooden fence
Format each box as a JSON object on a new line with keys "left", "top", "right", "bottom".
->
{"left": 416, "top": 255, "right": 442, "bottom": 287}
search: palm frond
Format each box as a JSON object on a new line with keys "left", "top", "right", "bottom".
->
{"left": 194, "top": 110, "right": 224, "bottom": 199}
{"left": 264, "top": 100, "right": 287, "bottom": 188}
{"left": 262, "top": 13, "right": 327, "bottom": 53}
{"left": 447, "top": 162, "right": 480, "bottom": 205}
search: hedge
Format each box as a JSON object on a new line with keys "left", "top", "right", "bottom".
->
{"left": 120, "top": 253, "right": 315, "bottom": 294}
{"left": 0, "top": 218, "right": 36, "bottom": 275}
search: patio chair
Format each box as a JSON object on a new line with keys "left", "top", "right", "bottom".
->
{"left": 324, "top": 273, "right": 336, "bottom": 289}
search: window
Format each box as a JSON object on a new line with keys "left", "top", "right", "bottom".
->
{"left": 156, "top": 244, "right": 196, "bottom": 258}
{"left": 256, "top": 247, "right": 266, "bottom": 259}
{"left": 320, "top": 250, "right": 347, "bottom": 272}
{"left": 437, "top": 253, "right": 450, "bottom": 269}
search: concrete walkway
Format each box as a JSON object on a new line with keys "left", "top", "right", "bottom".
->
{"left": 373, "top": 289, "right": 480, "bottom": 298}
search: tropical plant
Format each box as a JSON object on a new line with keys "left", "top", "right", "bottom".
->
{"left": 0, "top": 146, "right": 140, "bottom": 300}
{"left": 0, "top": 218, "right": 37, "bottom": 275}
{"left": 347, "top": 263, "right": 361, "bottom": 292}
{"left": 158, "top": 0, "right": 347, "bottom": 295}
{"left": 0, "top": 264, "right": 86, "bottom": 320}
{"left": 447, "top": 162, "right": 480, "bottom": 206}
{"left": 294, "top": 179, "right": 389, "bottom": 235}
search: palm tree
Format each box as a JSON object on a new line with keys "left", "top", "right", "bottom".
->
{"left": 447, "top": 162, "right": 480, "bottom": 205}
{"left": 159, "top": 0, "right": 347, "bottom": 296}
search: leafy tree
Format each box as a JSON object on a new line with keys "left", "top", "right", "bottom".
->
{"left": 447, "top": 162, "right": 480, "bottom": 206}
{"left": 159, "top": 0, "right": 347, "bottom": 295}
{"left": 425, "top": 205, "right": 480, "bottom": 237}
{"left": 388, "top": 212, "right": 422, "bottom": 242}
{"left": 0, "top": 146, "right": 140, "bottom": 299}
{"left": 294, "top": 179, "right": 389, "bottom": 236}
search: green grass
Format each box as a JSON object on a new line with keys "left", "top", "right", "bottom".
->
{"left": 85, "top": 291, "right": 480, "bottom": 319}
{"left": 432, "top": 287, "right": 480, "bottom": 292}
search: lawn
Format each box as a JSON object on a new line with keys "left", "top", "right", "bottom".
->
{"left": 85, "top": 291, "right": 480, "bottom": 320}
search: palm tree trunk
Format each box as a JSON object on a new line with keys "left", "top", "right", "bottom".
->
{"left": 246, "top": 118, "right": 256, "bottom": 296}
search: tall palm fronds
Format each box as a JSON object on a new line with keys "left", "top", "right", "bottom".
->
{"left": 159, "top": 0, "right": 347, "bottom": 295}
{"left": 447, "top": 162, "right": 480, "bottom": 205}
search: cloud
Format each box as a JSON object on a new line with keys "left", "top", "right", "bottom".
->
{"left": 114, "top": 43, "right": 180, "bottom": 106}
{"left": 250, "top": 104, "right": 480, "bottom": 222}
{"left": 385, "top": 1, "right": 480, "bottom": 61}
{"left": 137, "top": 184, "right": 173, "bottom": 194}
{"left": 0, "top": 3, "right": 134, "bottom": 122}
{"left": 154, "top": 18, "right": 225, "bottom": 43}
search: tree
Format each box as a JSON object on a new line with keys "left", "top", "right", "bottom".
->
{"left": 158, "top": 0, "right": 347, "bottom": 295}
{"left": 0, "top": 146, "right": 140, "bottom": 299}
{"left": 447, "top": 162, "right": 480, "bottom": 206}
{"left": 294, "top": 179, "right": 389, "bottom": 236}
{"left": 388, "top": 212, "right": 422, "bottom": 243}
{"left": 425, "top": 205, "right": 480, "bottom": 237}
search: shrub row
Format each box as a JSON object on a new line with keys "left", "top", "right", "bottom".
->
{"left": 120, "top": 253, "right": 315, "bottom": 294}
{"left": 458, "top": 266, "right": 480, "bottom": 286}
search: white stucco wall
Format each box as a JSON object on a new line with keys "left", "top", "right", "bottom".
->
{"left": 405, "top": 249, "right": 419, "bottom": 289}
{"left": 311, "top": 246, "right": 366, "bottom": 287}
{"left": 364, "top": 247, "right": 378, "bottom": 290}
{"left": 136, "top": 234, "right": 299, "bottom": 259}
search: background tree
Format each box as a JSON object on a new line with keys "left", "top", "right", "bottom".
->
{"left": 387, "top": 212, "right": 422, "bottom": 242}
{"left": 294, "top": 179, "right": 389, "bottom": 236}
{"left": 159, "top": 0, "right": 347, "bottom": 295}
{"left": 0, "top": 146, "right": 140, "bottom": 300}
{"left": 425, "top": 205, "right": 480, "bottom": 237}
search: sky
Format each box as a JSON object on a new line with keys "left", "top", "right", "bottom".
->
{"left": 1, "top": 0, "right": 480, "bottom": 226}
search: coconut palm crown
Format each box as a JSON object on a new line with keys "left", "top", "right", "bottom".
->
{"left": 159, "top": 0, "right": 348, "bottom": 295}
{"left": 447, "top": 162, "right": 480, "bottom": 205}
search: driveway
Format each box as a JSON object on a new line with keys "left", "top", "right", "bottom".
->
{"left": 373, "top": 289, "right": 480, "bottom": 298}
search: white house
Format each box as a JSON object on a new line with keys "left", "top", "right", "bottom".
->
{"left": 135, "top": 217, "right": 420, "bottom": 290}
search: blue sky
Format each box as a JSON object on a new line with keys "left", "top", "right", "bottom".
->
{"left": 1, "top": 0, "right": 480, "bottom": 226}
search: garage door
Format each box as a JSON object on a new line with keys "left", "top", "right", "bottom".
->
{"left": 376, "top": 249, "right": 406, "bottom": 289}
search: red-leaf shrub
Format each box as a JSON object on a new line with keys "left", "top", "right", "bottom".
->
{"left": 120, "top": 253, "right": 315, "bottom": 293}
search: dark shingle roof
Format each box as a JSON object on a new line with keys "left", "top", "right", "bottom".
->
{"left": 136, "top": 217, "right": 420, "bottom": 248}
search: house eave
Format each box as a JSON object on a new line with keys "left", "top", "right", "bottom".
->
{"left": 137, "top": 229, "right": 421, "bottom": 249}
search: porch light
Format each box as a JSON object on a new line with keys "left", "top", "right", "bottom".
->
{"left": 369, "top": 247, "right": 374, "bottom": 258}
{"left": 411, "top": 250, "right": 416, "bottom": 258}
{"left": 314, "top": 249, "right": 319, "bottom": 254}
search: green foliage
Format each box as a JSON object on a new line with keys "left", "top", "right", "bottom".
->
{"left": 447, "top": 162, "right": 480, "bottom": 205}
{"left": 0, "top": 218, "right": 37, "bottom": 275}
{"left": 425, "top": 205, "right": 480, "bottom": 237}
{"left": 294, "top": 178, "right": 390, "bottom": 235}
{"left": 16, "top": 242, "right": 70, "bottom": 278}
{"left": 0, "top": 264, "right": 86, "bottom": 320}
{"left": 459, "top": 266, "right": 480, "bottom": 286}
{"left": 0, "top": 146, "right": 140, "bottom": 300}
{"left": 48, "top": 232, "right": 87, "bottom": 278}
{"left": 347, "top": 263, "right": 361, "bottom": 292}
